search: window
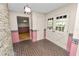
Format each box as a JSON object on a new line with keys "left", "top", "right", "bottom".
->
{"left": 47, "top": 18, "right": 54, "bottom": 30}
{"left": 55, "top": 15, "right": 67, "bottom": 32}
{"left": 47, "top": 15, "right": 67, "bottom": 32}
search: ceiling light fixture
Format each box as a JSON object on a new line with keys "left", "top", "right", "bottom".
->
{"left": 23, "top": 20, "right": 27, "bottom": 22}
{"left": 24, "top": 5, "right": 32, "bottom": 14}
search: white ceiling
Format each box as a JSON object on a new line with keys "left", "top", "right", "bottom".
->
{"left": 8, "top": 3, "right": 69, "bottom": 13}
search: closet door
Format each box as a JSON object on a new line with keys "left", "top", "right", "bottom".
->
{"left": 37, "top": 14, "right": 45, "bottom": 40}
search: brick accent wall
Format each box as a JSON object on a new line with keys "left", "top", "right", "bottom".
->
{"left": 0, "top": 4, "right": 14, "bottom": 55}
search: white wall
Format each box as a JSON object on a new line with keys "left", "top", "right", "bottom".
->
{"left": 9, "top": 11, "right": 46, "bottom": 41}
{"left": 46, "top": 4, "right": 77, "bottom": 50}
{"left": 32, "top": 12, "right": 46, "bottom": 40}
{"left": 74, "top": 4, "right": 79, "bottom": 56}
{"left": 73, "top": 4, "right": 79, "bottom": 39}
{"left": 9, "top": 11, "right": 31, "bottom": 31}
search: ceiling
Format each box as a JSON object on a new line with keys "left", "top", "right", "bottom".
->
{"left": 8, "top": 3, "right": 69, "bottom": 13}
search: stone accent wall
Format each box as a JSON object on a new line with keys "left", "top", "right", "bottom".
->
{"left": 0, "top": 4, "right": 14, "bottom": 56}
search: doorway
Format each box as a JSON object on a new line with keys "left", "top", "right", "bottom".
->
{"left": 17, "top": 16, "right": 30, "bottom": 41}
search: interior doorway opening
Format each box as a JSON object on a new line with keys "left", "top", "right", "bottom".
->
{"left": 17, "top": 16, "right": 30, "bottom": 41}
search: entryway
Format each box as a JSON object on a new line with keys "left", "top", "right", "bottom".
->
{"left": 17, "top": 16, "right": 30, "bottom": 41}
